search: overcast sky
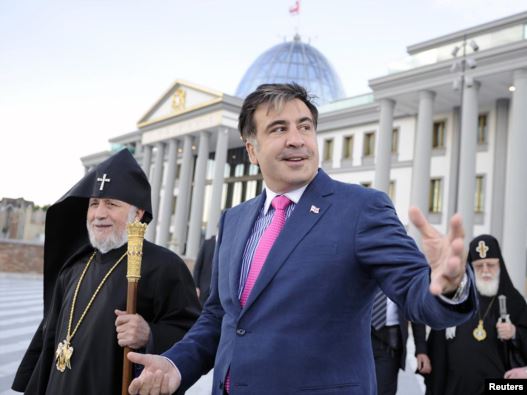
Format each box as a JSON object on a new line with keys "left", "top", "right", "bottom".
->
{"left": 1, "top": 0, "right": 526, "bottom": 205}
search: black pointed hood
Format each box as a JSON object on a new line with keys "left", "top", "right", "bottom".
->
{"left": 42, "top": 149, "right": 152, "bottom": 315}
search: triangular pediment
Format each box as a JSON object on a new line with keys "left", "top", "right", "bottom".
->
{"left": 138, "top": 80, "right": 223, "bottom": 127}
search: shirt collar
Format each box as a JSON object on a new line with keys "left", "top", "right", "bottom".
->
{"left": 263, "top": 184, "right": 308, "bottom": 214}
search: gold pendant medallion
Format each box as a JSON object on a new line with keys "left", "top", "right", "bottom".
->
{"left": 55, "top": 338, "right": 74, "bottom": 372}
{"left": 472, "top": 320, "right": 487, "bottom": 341}
{"left": 53, "top": 251, "right": 126, "bottom": 373}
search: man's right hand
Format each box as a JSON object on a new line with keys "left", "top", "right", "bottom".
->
{"left": 128, "top": 352, "right": 181, "bottom": 395}
{"left": 408, "top": 207, "right": 465, "bottom": 295}
{"left": 416, "top": 353, "right": 432, "bottom": 374}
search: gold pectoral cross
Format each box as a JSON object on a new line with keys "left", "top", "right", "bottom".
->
{"left": 472, "top": 320, "right": 487, "bottom": 341}
{"left": 55, "top": 338, "right": 74, "bottom": 372}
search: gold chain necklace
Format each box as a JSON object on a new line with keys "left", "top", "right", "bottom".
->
{"left": 472, "top": 295, "right": 496, "bottom": 342}
{"left": 55, "top": 250, "right": 127, "bottom": 372}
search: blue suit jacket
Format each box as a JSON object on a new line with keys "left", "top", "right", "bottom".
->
{"left": 165, "top": 170, "right": 475, "bottom": 395}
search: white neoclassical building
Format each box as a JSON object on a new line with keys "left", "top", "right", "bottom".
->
{"left": 82, "top": 11, "right": 527, "bottom": 294}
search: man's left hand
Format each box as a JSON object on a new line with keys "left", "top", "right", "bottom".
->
{"left": 497, "top": 321, "right": 516, "bottom": 340}
{"left": 115, "top": 309, "right": 151, "bottom": 349}
{"left": 409, "top": 207, "right": 465, "bottom": 296}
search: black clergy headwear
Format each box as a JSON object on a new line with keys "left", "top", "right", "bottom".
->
{"left": 60, "top": 148, "right": 153, "bottom": 222}
{"left": 468, "top": 234, "right": 501, "bottom": 261}
{"left": 42, "top": 149, "right": 152, "bottom": 315}
{"left": 467, "top": 234, "right": 517, "bottom": 296}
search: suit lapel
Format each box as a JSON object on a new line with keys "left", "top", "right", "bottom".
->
{"left": 240, "top": 170, "right": 335, "bottom": 315}
{"left": 228, "top": 192, "right": 266, "bottom": 305}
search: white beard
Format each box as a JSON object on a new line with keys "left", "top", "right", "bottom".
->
{"left": 87, "top": 207, "right": 137, "bottom": 254}
{"left": 475, "top": 269, "right": 500, "bottom": 297}
{"left": 446, "top": 268, "right": 500, "bottom": 340}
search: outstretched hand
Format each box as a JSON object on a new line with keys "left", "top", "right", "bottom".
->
{"left": 409, "top": 207, "right": 465, "bottom": 295}
{"left": 128, "top": 352, "right": 181, "bottom": 395}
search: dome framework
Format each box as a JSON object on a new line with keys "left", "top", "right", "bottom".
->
{"left": 236, "top": 34, "right": 346, "bottom": 105}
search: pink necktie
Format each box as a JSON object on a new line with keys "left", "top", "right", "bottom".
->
{"left": 225, "top": 195, "right": 291, "bottom": 393}
{"left": 240, "top": 195, "right": 292, "bottom": 306}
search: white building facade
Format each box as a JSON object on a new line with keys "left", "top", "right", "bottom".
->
{"left": 82, "top": 12, "right": 527, "bottom": 294}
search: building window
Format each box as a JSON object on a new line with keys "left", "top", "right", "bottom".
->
{"left": 246, "top": 181, "right": 257, "bottom": 200}
{"left": 203, "top": 185, "right": 212, "bottom": 222}
{"left": 342, "top": 135, "right": 354, "bottom": 160}
{"left": 234, "top": 163, "right": 244, "bottom": 177}
{"left": 432, "top": 121, "right": 446, "bottom": 149}
{"left": 323, "top": 138, "right": 334, "bottom": 162}
{"left": 172, "top": 196, "right": 177, "bottom": 214}
{"left": 232, "top": 182, "right": 243, "bottom": 207}
{"left": 477, "top": 114, "right": 488, "bottom": 145}
{"left": 221, "top": 184, "right": 228, "bottom": 210}
{"left": 388, "top": 181, "right": 396, "bottom": 202}
{"left": 363, "top": 132, "right": 375, "bottom": 157}
{"left": 391, "top": 128, "right": 399, "bottom": 154}
{"left": 429, "top": 178, "right": 442, "bottom": 213}
{"left": 206, "top": 159, "right": 214, "bottom": 180}
{"left": 475, "top": 175, "right": 485, "bottom": 213}
{"left": 176, "top": 164, "right": 181, "bottom": 179}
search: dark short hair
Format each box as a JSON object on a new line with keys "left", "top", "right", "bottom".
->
{"left": 238, "top": 83, "right": 318, "bottom": 141}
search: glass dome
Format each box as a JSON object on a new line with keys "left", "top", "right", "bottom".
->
{"left": 236, "top": 34, "right": 346, "bottom": 105}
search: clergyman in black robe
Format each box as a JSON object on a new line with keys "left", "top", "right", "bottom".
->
{"left": 12, "top": 149, "right": 201, "bottom": 394}
{"left": 424, "top": 234, "right": 527, "bottom": 395}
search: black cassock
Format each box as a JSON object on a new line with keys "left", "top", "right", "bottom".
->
{"left": 425, "top": 292, "right": 527, "bottom": 395}
{"left": 13, "top": 241, "right": 201, "bottom": 394}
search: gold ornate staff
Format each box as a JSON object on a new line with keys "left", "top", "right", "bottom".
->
{"left": 122, "top": 220, "right": 147, "bottom": 395}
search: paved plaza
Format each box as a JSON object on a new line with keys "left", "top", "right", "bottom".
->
{"left": 0, "top": 274, "right": 424, "bottom": 394}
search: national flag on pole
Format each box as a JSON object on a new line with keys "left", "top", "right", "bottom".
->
{"left": 289, "top": 0, "right": 300, "bottom": 15}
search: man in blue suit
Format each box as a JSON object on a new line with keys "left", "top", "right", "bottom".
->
{"left": 128, "top": 83, "right": 476, "bottom": 395}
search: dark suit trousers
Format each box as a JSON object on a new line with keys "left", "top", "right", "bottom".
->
{"left": 372, "top": 325, "right": 403, "bottom": 395}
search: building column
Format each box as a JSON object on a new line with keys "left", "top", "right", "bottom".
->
{"left": 142, "top": 144, "right": 153, "bottom": 179}
{"left": 172, "top": 135, "right": 194, "bottom": 254}
{"left": 157, "top": 138, "right": 179, "bottom": 247}
{"left": 490, "top": 99, "right": 509, "bottom": 243}
{"left": 374, "top": 98, "right": 395, "bottom": 193}
{"left": 206, "top": 127, "right": 229, "bottom": 239}
{"left": 145, "top": 142, "right": 165, "bottom": 242}
{"left": 446, "top": 106, "right": 461, "bottom": 221}
{"left": 186, "top": 131, "right": 210, "bottom": 259}
{"left": 503, "top": 69, "right": 527, "bottom": 295}
{"left": 456, "top": 80, "right": 480, "bottom": 243}
{"left": 409, "top": 90, "right": 435, "bottom": 246}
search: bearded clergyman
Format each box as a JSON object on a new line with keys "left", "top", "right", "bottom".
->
{"left": 12, "top": 149, "right": 201, "bottom": 394}
{"left": 424, "top": 234, "right": 527, "bottom": 395}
